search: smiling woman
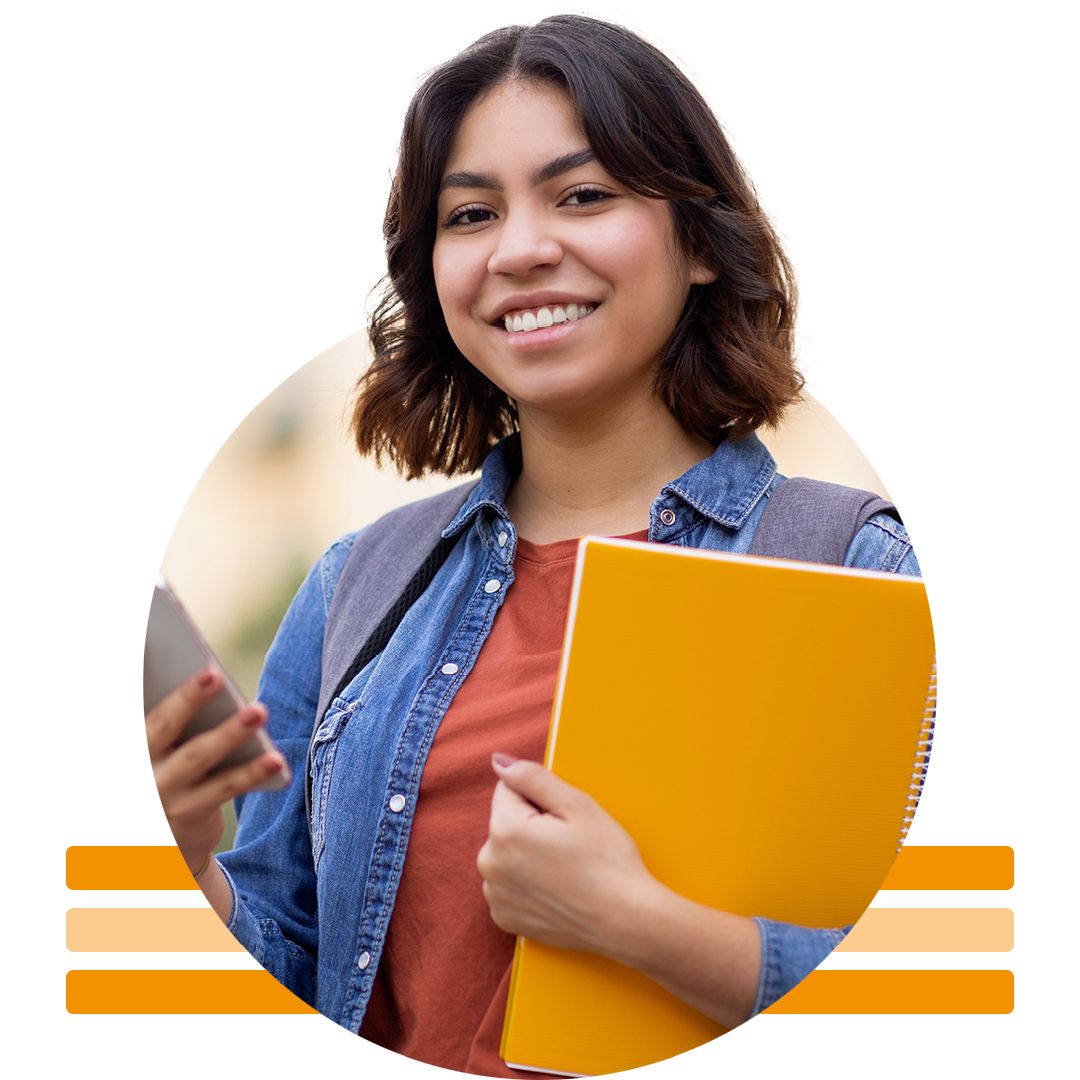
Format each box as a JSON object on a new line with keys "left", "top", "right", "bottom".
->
{"left": 432, "top": 82, "right": 716, "bottom": 434}
{"left": 428, "top": 80, "right": 720, "bottom": 538}
{"left": 145, "top": 13, "right": 921, "bottom": 1077}
{"left": 353, "top": 18, "right": 803, "bottom": 486}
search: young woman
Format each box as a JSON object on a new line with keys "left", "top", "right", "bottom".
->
{"left": 147, "top": 14, "right": 919, "bottom": 1075}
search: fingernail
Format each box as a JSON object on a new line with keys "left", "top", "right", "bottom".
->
{"left": 240, "top": 706, "right": 263, "bottom": 728}
{"left": 196, "top": 669, "right": 215, "bottom": 689}
{"left": 492, "top": 752, "right": 517, "bottom": 769}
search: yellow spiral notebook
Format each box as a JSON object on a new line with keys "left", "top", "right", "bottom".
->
{"left": 500, "top": 537, "right": 936, "bottom": 1076}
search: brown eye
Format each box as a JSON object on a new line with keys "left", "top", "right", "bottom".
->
{"left": 445, "top": 204, "right": 495, "bottom": 227}
{"left": 562, "top": 186, "right": 613, "bottom": 208}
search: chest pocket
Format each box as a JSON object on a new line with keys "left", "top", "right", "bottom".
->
{"left": 308, "top": 698, "right": 356, "bottom": 872}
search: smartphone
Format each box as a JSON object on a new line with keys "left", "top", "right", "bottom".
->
{"left": 143, "top": 576, "right": 292, "bottom": 792}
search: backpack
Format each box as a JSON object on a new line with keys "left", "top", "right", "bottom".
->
{"left": 305, "top": 477, "right": 898, "bottom": 824}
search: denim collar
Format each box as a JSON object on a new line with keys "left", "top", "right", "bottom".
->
{"left": 659, "top": 431, "right": 777, "bottom": 530}
{"left": 443, "top": 430, "right": 777, "bottom": 538}
{"left": 443, "top": 436, "right": 520, "bottom": 538}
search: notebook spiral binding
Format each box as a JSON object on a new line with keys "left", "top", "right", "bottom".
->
{"left": 894, "top": 673, "right": 937, "bottom": 842}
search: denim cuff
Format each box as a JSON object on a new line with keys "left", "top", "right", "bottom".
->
{"left": 750, "top": 917, "right": 850, "bottom": 1017}
{"left": 219, "top": 859, "right": 238, "bottom": 928}
{"left": 221, "top": 861, "right": 265, "bottom": 967}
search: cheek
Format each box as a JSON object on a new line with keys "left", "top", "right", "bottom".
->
{"left": 431, "top": 249, "right": 454, "bottom": 316}
{"left": 433, "top": 248, "right": 482, "bottom": 328}
{"left": 599, "top": 218, "right": 690, "bottom": 315}
{"left": 432, "top": 254, "right": 491, "bottom": 372}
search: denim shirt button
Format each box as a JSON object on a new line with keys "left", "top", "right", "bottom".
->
{"left": 440, "top": 663, "right": 459, "bottom": 675}
{"left": 484, "top": 579, "right": 502, "bottom": 594}
{"left": 388, "top": 794, "right": 407, "bottom": 813}
{"left": 357, "top": 951, "right": 371, "bottom": 970}
{"left": 660, "top": 508, "right": 676, "bottom": 526}
{"left": 497, "top": 530, "right": 508, "bottom": 548}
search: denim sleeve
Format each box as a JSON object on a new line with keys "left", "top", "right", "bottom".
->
{"left": 844, "top": 511, "right": 921, "bottom": 576}
{"left": 216, "top": 532, "right": 357, "bottom": 1008}
{"left": 750, "top": 918, "right": 851, "bottom": 1016}
{"left": 746, "top": 512, "right": 914, "bottom": 1015}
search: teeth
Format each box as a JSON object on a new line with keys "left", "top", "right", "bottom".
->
{"left": 502, "top": 304, "right": 594, "bottom": 333}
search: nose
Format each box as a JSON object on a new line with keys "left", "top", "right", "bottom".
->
{"left": 486, "top": 209, "right": 563, "bottom": 277}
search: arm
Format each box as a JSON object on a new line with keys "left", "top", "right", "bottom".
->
{"left": 146, "top": 668, "right": 286, "bottom": 924}
{"left": 146, "top": 535, "right": 355, "bottom": 1004}
{"left": 477, "top": 754, "right": 762, "bottom": 1030}
{"left": 740, "top": 512, "right": 919, "bottom": 1003}
{"left": 213, "top": 536, "right": 356, "bottom": 997}
{"left": 479, "top": 756, "right": 851, "bottom": 1024}
{"left": 845, "top": 511, "right": 921, "bottom": 576}
{"left": 478, "top": 516, "right": 920, "bottom": 1024}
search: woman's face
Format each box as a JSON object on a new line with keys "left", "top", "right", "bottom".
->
{"left": 433, "top": 80, "right": 714, "bottom": 423}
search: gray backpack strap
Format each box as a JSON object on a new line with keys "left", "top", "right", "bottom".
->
{"left": 748, "top": 477, "right": 900, "bottom": 566}
{"left": 306, "top": 479, "right": 478, "bottom": 827}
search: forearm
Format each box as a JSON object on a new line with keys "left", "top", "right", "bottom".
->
{"left": 482, "top": 757, "right": 764, "bottom": 1028}
{"left": 598, "top": 883, "right": 851, "bottom": 1024}
{"left": 184, "top": 852, "right": 234, "bottom": 926}
{"left": 597, "top": 876, "right": 760, "bottom": 1030}
{"left": 481, "top": 758, "right": 856, "bottom": 1030}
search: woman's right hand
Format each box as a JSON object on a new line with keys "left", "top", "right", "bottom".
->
{"left": 145, "top": 667, "right": 285, "bottom": 876}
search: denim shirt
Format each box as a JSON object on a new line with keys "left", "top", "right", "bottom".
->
{"left": 218, "top": 432, "right": 919, "bottom": 1033}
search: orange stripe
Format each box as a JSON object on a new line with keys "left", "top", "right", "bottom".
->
{"left": 880, "top": 846, "right": 1013, "bottom": 890}
{"left": 66, "top": 909, "right": 245, "bottom": 952}
{"left": 836, "top": 908, "right": 1013, "bottom": 952}
{"left": 764, "top": 970, "right": 1013, "bottom": 1013}
{"left": 67, "top": 846, "right": 198, "bottom": 891}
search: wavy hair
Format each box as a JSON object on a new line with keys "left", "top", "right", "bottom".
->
{"left": 353, "top": 14, "right": 802, "bottom": 478}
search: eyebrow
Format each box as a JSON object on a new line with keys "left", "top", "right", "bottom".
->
{"left": 438, "top": 149, "right": 597, "bottom": 194}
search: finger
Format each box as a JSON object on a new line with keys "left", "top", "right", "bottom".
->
{"left": 167, "top": 749, "right": 286, "bottom": 819}
{"left": 155, "top": 701, "right": 268, "bottom": 791}
{"left": 476, "top": 837, "right": 495, "bottom": 882}
{"left": 489, "top": 776, "right": 542, "bottom": 826}
{"left": 485, "top": 780, "right": 553, "bottom": 858}
{"left": 145, "top": 667, "right": 223, "bottom": 758}
{"left": 480, "top": 879, "right": 526, "bottom": 936}
{"left": 490, "top": 753, "right": 583, "bottom": 819}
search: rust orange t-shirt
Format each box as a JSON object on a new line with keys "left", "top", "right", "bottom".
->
{"left": 360, "top": 531, "right": 647, "bottom": 1075}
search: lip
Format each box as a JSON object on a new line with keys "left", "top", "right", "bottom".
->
{"left": 497, "top": 316, "right": 593, "bottom": 349}
{"left": 489, "top": 291, "right": 602, "bottom": 324}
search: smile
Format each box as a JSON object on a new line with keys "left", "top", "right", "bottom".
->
{"left": 501, "top": 304, "right": 596, "bottom": 334}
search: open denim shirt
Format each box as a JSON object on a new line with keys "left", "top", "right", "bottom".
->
{"left": 218, "top": 432, "right": 919, "bottom": 1032}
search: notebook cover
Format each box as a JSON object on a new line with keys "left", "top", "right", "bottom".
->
{"left": 501, "top": 538, "right": 935, "bottom": 1076}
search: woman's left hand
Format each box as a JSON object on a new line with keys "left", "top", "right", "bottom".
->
{"left": 477, "top": 753, "right": 658, "bottom": 956}
{"left": 477, "top": 752, "right": 762, "bottom": 1030}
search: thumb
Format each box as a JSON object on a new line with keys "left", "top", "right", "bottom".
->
{"left": 490, "top": 753, "right": 581, "bottom": 818}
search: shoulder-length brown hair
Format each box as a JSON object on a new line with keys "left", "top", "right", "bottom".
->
{"left": 353, "top": 14, "right": 802, "bottom": 479}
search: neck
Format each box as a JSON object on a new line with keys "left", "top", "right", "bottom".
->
{"left": 505, "top": 397, "right": 714, "bottom": 544}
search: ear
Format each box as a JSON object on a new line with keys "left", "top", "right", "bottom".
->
{"left": 689, "top": 260, "right": 719, "bottom": 286}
